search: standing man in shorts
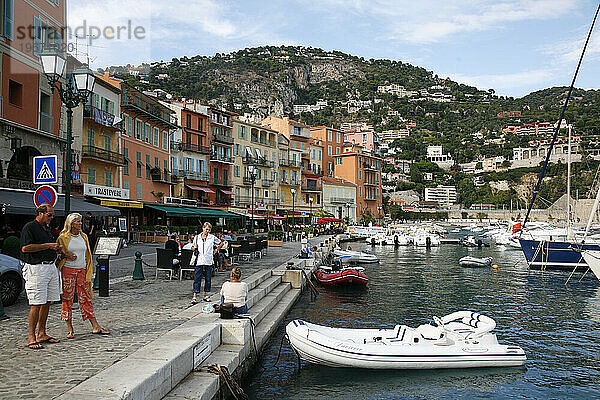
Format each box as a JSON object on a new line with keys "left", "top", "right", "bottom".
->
{"left": 21, "top": 204, "right": 62, "bottom": 349}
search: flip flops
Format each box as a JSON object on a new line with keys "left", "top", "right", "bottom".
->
{"left": 40, "top": 336, "right": 60, "bottom": 344}
{"left": 92, "top": 329, "right": 110, "bottom": 335}
{"left": 191, "top": 298, "right": 199, "bottom": 305}
{"left": 26, "top": 342, "right": 44, "bottom": 350}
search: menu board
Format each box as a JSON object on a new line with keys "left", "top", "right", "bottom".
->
{"left": 93, "top": 237, "right": 123, "bottom": 256}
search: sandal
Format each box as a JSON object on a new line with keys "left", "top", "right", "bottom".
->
{"left": 39, "top": 336, "right": 60, "bottom": 344}
{"left": 66, "top": 332, "right": 75, "bottom": 339}
{"left": 191, "top": 298, "right": 199, "bottom": 305}
{"left": 26, "top": 342, "right": 44, "bottom": 350}
{"left": 92, "top": 328, "right": 110, "bottom": 335}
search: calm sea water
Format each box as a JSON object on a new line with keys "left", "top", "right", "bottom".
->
{"left": 245, "top": 234, "right": 600, "bottom": 399}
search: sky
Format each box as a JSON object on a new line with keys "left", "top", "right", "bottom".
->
{"left": 67, "top": 0, "right": 600, "bottom": 98}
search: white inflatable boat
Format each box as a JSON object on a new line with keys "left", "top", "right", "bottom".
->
{"left": 286, "top": 311, "right": 526, "bottom": 369}
{"left": 333, "top": 249, "right": 380, "bottom": 263}
{"left": 459, "top": 256, "right": 493, "bottom": 268}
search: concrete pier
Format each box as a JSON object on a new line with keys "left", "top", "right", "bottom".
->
{"left": 54, "top": 236, "right": 335, "bottom": 400}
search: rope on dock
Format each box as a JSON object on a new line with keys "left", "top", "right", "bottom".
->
{"left": 208, "top": 364, "right": 248, "bottom": 400}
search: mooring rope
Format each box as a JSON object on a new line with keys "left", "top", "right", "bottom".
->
{"left": 208, "top": 364, "right": 248, "bottom": 400}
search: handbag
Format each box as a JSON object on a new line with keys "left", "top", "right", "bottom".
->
{"left": 219, "top": 302, "right": 234, "bottom": 319}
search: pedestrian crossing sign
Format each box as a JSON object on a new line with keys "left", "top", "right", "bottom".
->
{"left": 33, "top": 155, "right": 58, "bottom": 184}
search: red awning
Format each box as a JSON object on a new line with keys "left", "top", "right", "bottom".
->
{"left": 255, "top": 214, "right": 286, "bottom": 220}
{"left": 186, "top": 185, "right": 215, "bottom": 193}
{"left": 220, "top": 189, "right": 235, "bottom": 195}
{"left": 317, "top": 217, "right": 344, "bottom": 224}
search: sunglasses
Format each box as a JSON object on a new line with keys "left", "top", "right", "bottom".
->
{"left": 46, "top": 213, "right": 54, "bottom": 217}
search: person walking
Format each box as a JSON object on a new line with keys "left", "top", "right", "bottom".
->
{"left": 190, "top": 222, "right": 223, "bottom": 304}
{"left": 20, "top": 204, "right": 62, "bottom": 349}
{"left": 57, "top": 213, "right": 109, "bottom": 338}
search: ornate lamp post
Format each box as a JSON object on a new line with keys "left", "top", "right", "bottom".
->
{"left": 346, "top": 203, "right": 351, "bottom": 223}
{"left": 248, "top": 165, "right": 258, "bottom": 233}
{"left": 377, "top": 204, "right": 382, "bottom": 225}
{"left": 40, "top": 50, "right": 95, "bottom": 215}
{"left": 291, "top": 187, "right": 296, "bottom": 239}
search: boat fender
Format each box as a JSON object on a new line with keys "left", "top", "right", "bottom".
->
{"left": 492, "top": 264, "right": 499, "bottom": 269}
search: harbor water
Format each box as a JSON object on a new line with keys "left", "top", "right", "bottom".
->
{"left": 245, "top": 237, "right": 600, "bottom": 399}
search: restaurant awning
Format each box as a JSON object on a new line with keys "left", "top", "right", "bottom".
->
{"left": 97, "top": 198, "right": 143, "bottom": 209}
{"left": 220, "top": 189, "right": 234, "bottom": 195}
{"left": 0, "top": 188, "right": 120, "bottom": 216}
{"left": 317, "top": 217, "right": 344, "bottom": 223}
{"left": 144, "top": 204, "right": 240, "bottom": 218}
{"left": 186, "top": 185, "right": 215, "bottom": 193}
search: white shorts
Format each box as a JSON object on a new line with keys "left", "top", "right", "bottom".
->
{"left": 23, "top": 263, "right": 61, "bottom": 305}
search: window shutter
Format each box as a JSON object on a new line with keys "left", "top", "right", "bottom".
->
{"left": 4, "top": 0, "right": 13, "bottom": 41}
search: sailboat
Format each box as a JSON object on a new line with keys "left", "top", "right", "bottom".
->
{"left": 519, "top": 125, "right": 600, "bottom": 271}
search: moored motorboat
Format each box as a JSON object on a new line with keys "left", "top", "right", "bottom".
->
{"left": 333, "top": 248, "right": 380, "bottom": 263}
{"left": 459, "top": 256, "right": 493, "bottom": 268}
{"left": 286, "top": 311, "right": 526, "bottom": 369}
{"left": 314, "top": 266, "right": 368, "bottom": 286}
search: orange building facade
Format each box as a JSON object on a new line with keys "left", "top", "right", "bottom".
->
{"left": 333, "top": 144, "right": 383, "bottom": 219}
{"left": 0, "top": 0, "right": 66, "bottom": 191}
{"left": 310, "top": 126, "right": 345, "bottom": 177}
{"left": 208, "top": 107, "right": 235, "bottom": 205}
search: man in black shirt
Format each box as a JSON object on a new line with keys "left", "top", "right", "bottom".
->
{"left": 165, "top": 234, "right": 180, "bottom": 273}
{"left": 21, "top": 204, "right": 62, "bottom": 349}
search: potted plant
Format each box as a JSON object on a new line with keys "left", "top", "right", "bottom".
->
{"left": 267, "top": 230, "right": 284, "bottom": 247}
{"left": 154, "top": 225, "right": 169, "bottom": 243}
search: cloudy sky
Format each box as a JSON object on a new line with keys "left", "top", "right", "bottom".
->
{"left": 68, "top": 0, "right": 600, "bottom": 98}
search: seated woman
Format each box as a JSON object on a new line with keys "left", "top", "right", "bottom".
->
{"left": 219, "top": 267, "right": 249, "bottom": 314}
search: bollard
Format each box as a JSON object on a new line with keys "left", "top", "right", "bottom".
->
{"left": 98, "top": 256, "right": 110, "bottom": 297}
{"left": 93, "top": 258, "right": 101, "bottom": 290}
{"left": 133, "top": 251, "right": 145, "bottom": 280}
{"left": 0, "top": 281, "right": 9, "bottom": 321}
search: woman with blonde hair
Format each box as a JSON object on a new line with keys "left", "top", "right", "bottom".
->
{"left": 219, "top": 267, "right": 248, "bottom": 314}
{"left": 57, "top": 213, "right": 109, "bottom": 338}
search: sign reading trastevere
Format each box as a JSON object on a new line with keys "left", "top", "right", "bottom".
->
{"left": 83, "top": 183, "right": 130, "bottom": 200}
{"left": 33, "top": 155, "right": 58, "bottom": 184}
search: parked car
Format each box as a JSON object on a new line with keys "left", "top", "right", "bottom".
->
{"left": 0, "top": 253, "right": 24, "bottom": 306}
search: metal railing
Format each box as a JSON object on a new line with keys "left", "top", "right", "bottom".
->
{"left": 212, "top": 178, "right": 233, "bottom": 187}
{"left": 210, "top": 153, "right": 234, "bottom": 163}
{"left": 122, "top": 91, "right": 173, "bottom": 126}
{"left": 242, "top": 155, "right": 274, "bottom": 167}
{"left": 82, "top": 145, "right": 125, "bottom": 165}
{"left": 280, "top": 158, "right": 300, "bottom": 167}
{"left": 212, "top": 132, "right": 234, "bottom": 145}
{"left": 243, "top": 176, "right": 257, "bottom": 185}
{"left": 262, "top": 178, "right": 274, "bottom": 187}
{"left": 280, "top": 179, "right": 300, "bottom": 186}
{"left": 172, "top": 141, "right": 211, "bottom": 154}
{"left": 301, "top": 182, "right": 322, "bottom": 191}
{"left": 182, "top": 171, "right": 209, "bottom": 181}
{"left": 331, "top": 197, "right": 354, "bottom": 204}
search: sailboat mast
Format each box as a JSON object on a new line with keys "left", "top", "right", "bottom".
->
{"left": 567, "top": 124, "right": 572, "bottom": 235}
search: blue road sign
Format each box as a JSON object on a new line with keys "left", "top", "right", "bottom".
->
{"left": 33, "top": 155, "right": 58, "bottom": 184}
{"left": 33, "top": 185, "right": 58, "bottom": 207}
{"left": 301, "top": 211, "right": 307, "bottom": 216}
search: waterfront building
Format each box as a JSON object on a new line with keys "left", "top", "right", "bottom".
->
{"left": 231, "top": 118, "right": 280, "bottom": 212}
{"left": 277, "top": 134, "right": 302, "bottom": 214}
{"left": 333, "top": 143, "right": 383, "bottom": 218}
{"left": 344, "top": 129, "right": 381, "bottom": 153}
{"left": 0, "top": 0, "right": 65, "bottom": 192}
{"left": 482, "top": 156, "right": 506, "bottom": 172}
{"left": 322, "top": 177, "right": 357, "bottom": 222}
{"left": 116, "top": 82, "right": 176, "bottom": 203}
{"left": 310, "top": 126, "right": 344, "bottom": 177}
{"left": 209, "top": 107, "right": 236, "bottom": 205}
{"left": 424, "top": 185, "right": 457, "bottom": 207}
{"left": 164, "top": 100, "right": 211, "bottom": 203}
{"left": 379, "top": 129, "right": 410, "bottom": 144}
{"left": 80, "top": 74, "right": 126, "bottom": 201}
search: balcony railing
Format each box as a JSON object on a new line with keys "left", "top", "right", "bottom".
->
{"left": 262, "top": 178, "right": 274, "bottom": 187}
{"left": 212, "top": 132, "right": 234, "bottom": 145}
{"left": 212, "top": 178, "right": 233, "bottom": 187}
{"left": 242, "top": 155, "right": 274, "bottom": 167}
{"left": 210, "top": 153, "right": 234, "bottom": 164}
{"left": 301, "top": 182, "right": 322, "bottom": 192}
{"left": 39, "top": 112, "right": 53, "bottom": 133}
{"left": 363, "top": 162, "right": 379, "bottom": 171}
{"left": 280, "top": 158, "right": 300, "bottom": 167}
{"left": 122, "top": 89, "right": 174, "bottom": 128}
{"left": 364, "top": 181, "right": 378, "bottom": 186}
{"left": 304, "top": 166, "right": 323, "bottom": 176}
{"left": 243, "top": 176, "right": 258, "bottom": 185}
{"left": 83, "top": 105, "right": 121, "bottom": 129}
{"left": 82, "top": 145, "right": 126, "bottom": 165}
{"left": 330, "top": 197, "right": 354, "bottom": 204}
{"left": 235, "top": 196, "right": 280, "bottom": 206}
{"left": 280, "top": 179, "right": 300, "bottom": 186}
{"left": 150, "top": 168, "right": 175, "bottom": 185}
{"left": 365, "top": 195, "right": 378, "bottom": 201}
{"left": 182, "top": 171, "right": 209, "bottom": 181}
{"left": 171, "top": 141, "right": 211, "bottom": 154}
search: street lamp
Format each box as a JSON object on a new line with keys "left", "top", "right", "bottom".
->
{"left": 291, "top": 187, "right": 296, "bottom": 239}
{"left": 377, "top": 205, "right": 382, "bottom": 226}
{"left": 40, "top": 50, "right": 95, "bottom": 215}
{"left": 346, "top": 203, "right": 351, "bottom": 223}
{"left": 248, "top": 165, "right": 258, "bottom": 233}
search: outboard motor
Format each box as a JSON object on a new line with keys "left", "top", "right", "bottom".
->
{"left": 426, "top": 236, "right": 431, "bottom": 248}
{"left": 394, "top": 235, "right": 399, "bottom": 247}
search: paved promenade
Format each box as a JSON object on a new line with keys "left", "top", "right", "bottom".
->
{"left": 0, "top": 239, "right": 309, "bottom": 399}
